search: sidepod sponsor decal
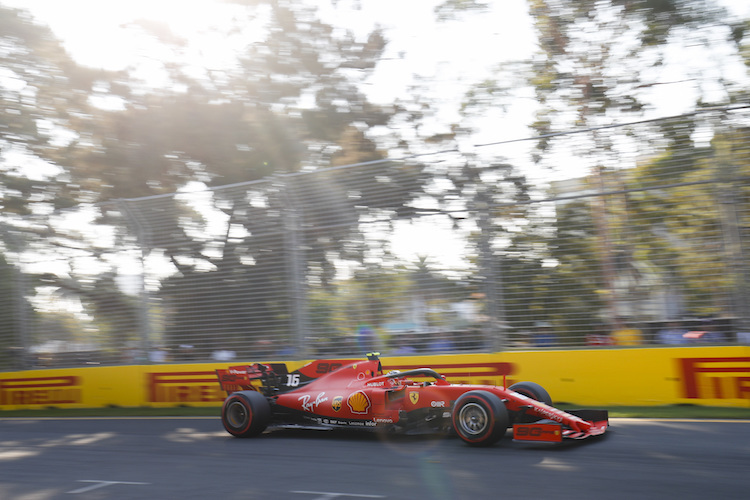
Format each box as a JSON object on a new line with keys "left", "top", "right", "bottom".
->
{"left": 332, "top": 396, "right": 343, "bottom": 412}
{"left": 347, "top": 391, "right": 371, "bottom": 414}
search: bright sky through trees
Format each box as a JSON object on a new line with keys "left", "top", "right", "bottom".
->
{"left": 4, "top": 1, "right": 536, "bottom": 128}
{"left": 3, "top": 0, "right": 749, "bottom": 269}
{"left": 5, "top": 0, "right": 748, "bottom": 150}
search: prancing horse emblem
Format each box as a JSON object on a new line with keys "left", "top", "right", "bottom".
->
{"left": 409, "top": 392, "right": 419, "bottom": 405}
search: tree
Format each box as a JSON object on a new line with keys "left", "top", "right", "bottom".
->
{"left": 521, "top": 0, "right": 747, "bottom": 329}
{"left": 0, "top": 1, "right": 425, "bottom": 358}
{"left": 1, "top": 6, "right": 109, "bottom": 363}
{"left": 0, "top": 6, "right": 107, "bottom": 213}
{"left": 626, "top": 118, "right": 750, "bottom": 320}
{"left": 0, "top": 252, "right": 23, "bottom": 369}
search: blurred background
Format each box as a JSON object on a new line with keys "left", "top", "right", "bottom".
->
{"left": 1, "top": 0, "right": 749, "bottom": 369}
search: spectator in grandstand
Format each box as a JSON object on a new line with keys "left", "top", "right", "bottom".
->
{"left": 357, "top": 324, "right": 377, "bottom": 353}
{"left": 337, "top": 335, "right": 359, "bottom": 356}
{"left": 390, "top": 334, "right": 417, "bottom": 355}
{"left": 459, "top": 326, "right": 485, "bottom": 351}
{"left": 611, "top": 319, "right": 643, "bottom": 346}
{"left": 7, "top": 346, "right": 28, "bottom": 370}
{"left": 149, "top": 346, "right": 169, "bottom": 363}
{"left": 737, "top": 330, "right": 750, "bottom": 344}
{"left": 533, "top": 321, "right": 557, "bottom": 347}
{"left": 506, "top": 327, "right": 532, "bottom": 348}
{"left": 211, "top": 347, "right": 236, "bottom": 361}
{"left": 703, "top": 320, "right": 725, "bottom": 343}
{"left": 684, "top": 319, "right": 724, "bottom": 344}
{"left": 254, "top": 339, "right": 275, "bottom": 357}
{"left": 275, "top": 341, "right": 296, "bottom": 358}
{"left": 586, "top": 323, "right": 614, "bottom": 346}
{"left": 176, "top": 344, "right": 196, "bottom": 362}
{"left": 657, "top": 321, "right": 689, "bottom": 345}
{"left": 428, "top": 331, "right": 456, "bottom": 353}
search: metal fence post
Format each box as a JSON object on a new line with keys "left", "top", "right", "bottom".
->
{"left": 279, "top": 175, "right": 309, "bottom": 358}
{"left": 0, "top": 225, "right": 31, "bottom": 370}
{"left": 477, "top": 187, "right": 506, "bottom": 351}
{"left": 119, "top": 200, "right": 153, "bottom": 364}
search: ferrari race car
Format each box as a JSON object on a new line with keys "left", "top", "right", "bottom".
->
{"left": 216, "top": 353, "right": 608, "bottom": 446}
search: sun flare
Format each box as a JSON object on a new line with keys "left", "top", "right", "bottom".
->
{"left": 7, "top": 0, "right": 263, "bottom": 83}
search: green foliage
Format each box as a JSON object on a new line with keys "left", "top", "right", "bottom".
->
{"left": 527, "top": 0, "right": 734, "bottom": 136}
{"left": 0, "top": 6, "right": 99, "bottom": 214}
{"left": 0, "top": 1, "right": 413, "bottom": 356}
{"left": 625, "top": 121, "right": 750, "bottom": 318}
{"left": 0, "top": 255, "right": 19, "bottom": 369}
{"left": 2, "top": 0, "right": 750, "bottom": 359}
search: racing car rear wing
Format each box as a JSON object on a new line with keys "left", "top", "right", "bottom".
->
{"left": 216, "top": 359, "right": 361, "bottom": 395}
{"left": 216, "top": 363, "right": 288, "bottom": 395}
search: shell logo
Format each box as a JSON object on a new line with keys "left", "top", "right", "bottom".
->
{"left": 332, "top": 396, "right": 343, "bottom": 412}
{"left": 347, "top": 391, "right": 371, "bottom": 414}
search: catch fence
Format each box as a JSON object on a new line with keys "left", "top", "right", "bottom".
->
{"left": 1, "top": 106, "right": 750, "bottom": 370}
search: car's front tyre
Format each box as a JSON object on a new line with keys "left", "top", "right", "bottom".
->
{"left": 451, "top": 390, "right": 509, "bottom": 446}
{"left": 221, "top": 390, "right": 271, "bottom": 438}
{"left": 508, "top": 381, "right": 552, "bottom": 405}
{"left": 508, "top": 381, "right": 552, "bottom": 424}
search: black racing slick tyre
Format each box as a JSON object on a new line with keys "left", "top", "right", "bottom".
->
{"left": 451, "top": 390, "right": 509, "bottom": 447}
{"left": 509, "top": 381, "right": 552, "bottom": 406}
{"left": 221, "top": 390, "right": 271, "bottom": 438}
{"left": 508, "top": 381, "right": 552, "bottom": 424}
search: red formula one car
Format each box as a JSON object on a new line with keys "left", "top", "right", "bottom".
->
{"left": 216, "top": 353, "right": 608, "bottom": 446}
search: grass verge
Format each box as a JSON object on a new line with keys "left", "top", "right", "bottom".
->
{"left": 559, "top": 404, "right": 750, "bottom": 420}
{"left": 0, "top": 406, "right": 220, "bottom": 418}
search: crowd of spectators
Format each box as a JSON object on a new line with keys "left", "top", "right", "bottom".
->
{"left": 582, "top": 318, "right": 739, "bottom": 347}
{"left": 507, "top": 317, "right": 745, "bottom": 349}
{"left": 5, "top": 317, "right": 748, "bottom": 371}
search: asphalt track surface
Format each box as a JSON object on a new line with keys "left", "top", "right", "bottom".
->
{"left": 0, "top": 417, "right": 748, "bottom": 500}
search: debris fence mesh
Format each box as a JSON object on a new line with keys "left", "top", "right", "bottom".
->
{"left": 2, "top": 106, "right": 750, "bottom": 369}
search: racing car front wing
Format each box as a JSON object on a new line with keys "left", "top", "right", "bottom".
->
{"left": 512, "top": 408, "right": 609, "bottom": 443}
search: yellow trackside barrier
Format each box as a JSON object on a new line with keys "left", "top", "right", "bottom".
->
{"left": 1, "top": 346, "right": 749, "bottom": 411}
{"left": 490, "top": 346, "right": 750, "bottom": 407}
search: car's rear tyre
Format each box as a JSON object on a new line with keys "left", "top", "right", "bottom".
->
{"left": 452, "top": 390, "right": 509, "bottom": 447}
{"left": 509, "top": 381, "right": 552, "bottom": 423}
{"left": 221, "top": 390, "right": 271, "bottom": 438}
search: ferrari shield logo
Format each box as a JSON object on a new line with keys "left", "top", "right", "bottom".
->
{"left": 409, "top": 392, "right": 419, "bottom": 405}
{"left": 332, "top": 396, "right": 343, "bottom": 412}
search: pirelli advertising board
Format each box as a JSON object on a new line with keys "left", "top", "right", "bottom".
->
{"left": 1, "top": 346, "right": 748, "bottom": 410}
